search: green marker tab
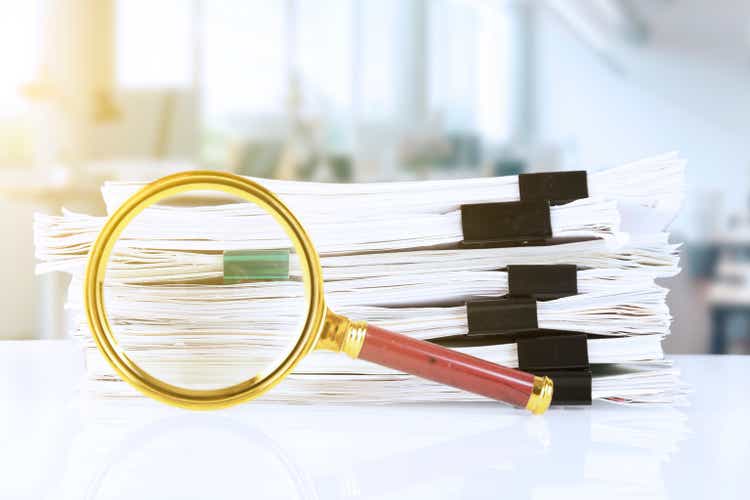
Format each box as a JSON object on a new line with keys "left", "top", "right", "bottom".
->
{"left": 223, "top": 249, "right": 290, "bottom": 282}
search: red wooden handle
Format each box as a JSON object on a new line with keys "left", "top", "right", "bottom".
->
{"left": 358, "top": 324, "right": 543, "bottom": 409}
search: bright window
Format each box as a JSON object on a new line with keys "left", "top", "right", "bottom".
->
{"left": 296, "top": 0, "right": 353, "bottom": 116}
{"left": 202, "top": 0, "right": 287, "bottom": 128}
{"left": 116, "top": 0, "right": 194, "bottom": 88}
{"left": 0, "top": 0, "right": 41, "bottom": 166}
{"left": 429, "top": 0, "right": 512, "bottom": 143}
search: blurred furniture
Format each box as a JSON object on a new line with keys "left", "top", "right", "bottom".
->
{"left": 685, "top": 243, "right": 719, "bottom": 279}
{"left": 689, "top": 230, "right": 750, "bottom": 354}
{"left": 710, "top": 232, "right": 750, "bottom": 260}
{"left": 707, "top": 259, "right": 750, "bottom": 354}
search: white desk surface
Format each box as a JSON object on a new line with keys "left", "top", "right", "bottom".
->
{"left": 1, "top": 341, "right": 748, "bottom": 500}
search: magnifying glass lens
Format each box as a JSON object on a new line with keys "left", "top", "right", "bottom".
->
{"left": 103, "top": 189, "right": 309, "bottom": 391}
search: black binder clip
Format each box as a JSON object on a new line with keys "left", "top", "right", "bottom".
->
{"left": 518, "top": 171, "right": 588, "bottom": 205}
{"left": 517, "top": 333, "right": 589, "bottom": 370}
{"left": 517, "top": 334, "right": 592, "bottom": 405}
{"left": 507, "top": 264, "right": 578, "bottom": 300}
{"left": 537, "top": 369, "right": 592, "bottom": 406}
{"left": 466, "top": 297, "right": 538, "bottom": 336}
{"left": 460, "top": 201, "right": 552, "bottom": 246}
{"left": 459, "top": 170, "right": 588, "bottom": 247}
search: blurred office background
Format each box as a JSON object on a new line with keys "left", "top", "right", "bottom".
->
{"left": 1, "top": 0, "right": 749, "bottom": 354}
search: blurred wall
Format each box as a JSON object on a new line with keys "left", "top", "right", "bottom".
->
{"left": 533, "top": 6, "right": 750, "bottom": 241}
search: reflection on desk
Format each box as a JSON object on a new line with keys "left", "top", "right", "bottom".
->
{"left": 53, "top": 403, "right": 689, "bottom": 500}
{"left": 0, "top": 342, "right": 748, "bottom": 500}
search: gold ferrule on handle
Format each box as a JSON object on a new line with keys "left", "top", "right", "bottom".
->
{"left": 525, "top": 376, "right": 554, "bottom": 415}
{"left": 316, "top": 309, "right": 368, "bottom": 358}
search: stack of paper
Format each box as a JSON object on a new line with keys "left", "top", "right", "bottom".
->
{"left": 34, "top": 153, "right": 687, "bottom": 406}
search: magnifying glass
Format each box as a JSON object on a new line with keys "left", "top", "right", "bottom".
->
{"left": 84, "top": 171, "right": 552, "bottom": 413}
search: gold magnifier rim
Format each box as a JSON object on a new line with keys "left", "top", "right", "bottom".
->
{"left": 84, "top": 171, "right": 326, "bottom": 410}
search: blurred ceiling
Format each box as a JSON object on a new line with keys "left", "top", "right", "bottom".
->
{"left": 545, "top": 0, "right": 750, "bottom": 71}
{"left": 630, "top": 0, "right": 750, "bottom": 58}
